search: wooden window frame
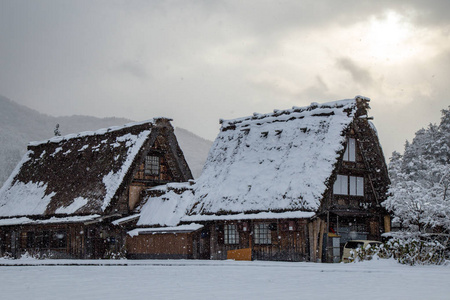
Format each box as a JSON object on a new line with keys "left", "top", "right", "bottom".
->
{"left": 343, "top": 137, "right": 356, "bottom": 162}
{"left": 254, "top": 223, "right": 271, "bottom": 245}
{"left": 334, "top": 175, "right": 364, "bottom": 196}
{"left": 144, "top": 155, "right": 160, "bottom": 176}
{"left": 224, "top": 224, "right": 239, "bottom": 245}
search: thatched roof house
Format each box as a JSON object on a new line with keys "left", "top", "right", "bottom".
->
{"left": 190, "top": 97, "right": 369, "bottom": 215}
{"left": 131, "top": 96, "right": 389, "bottom": 262}
{"left": 0, "top": 118, "right": 192, "bottom": 258}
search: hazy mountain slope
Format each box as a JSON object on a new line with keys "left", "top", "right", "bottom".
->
{"left": 0, "top": 95, "right": 211, "bottom": 185}
{"left": 174, "top": 127, "right": 213, "bottom": 178}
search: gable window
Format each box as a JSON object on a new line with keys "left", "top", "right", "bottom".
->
{"left": 254, "top": 223, "right": 271, "bottom": 245}
{"left": 145, "top": 155, "right": 160, "bottom": 176}
{"left": 343, "top": 137, "right": 356, "bottom": 162}
{"left": 224, "top": 224, "right": 239, "bottom": 244}
{"left": 333, "top": 175, "right": 348, "bottom": 195}
{"left": 349, "top": 176, "right": 364, "bottom": 196}
{"left": 333, "top": 175, "right": 364, "bottom": 196}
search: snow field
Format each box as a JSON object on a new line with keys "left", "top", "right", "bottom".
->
{"left": 0, "top": 259, "right": 449, "bottom": 300}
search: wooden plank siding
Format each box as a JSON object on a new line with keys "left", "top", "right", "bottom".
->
{"left": 0, "top": 223, "right": 127, "bottom": 259}
{"left": 206, "top": 219, "right": 310, "bottom": 262}
{"left": 126, "top": 232, "right": 200, "bottom": 259}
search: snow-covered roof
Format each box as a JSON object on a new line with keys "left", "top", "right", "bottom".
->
{"left": 0, "top": 119, "right": 168, "bottom": 217}
{"left": 0, "top": 215, "right": 100, "bottom": 226}
{"left": 127, "top": 223, "right": 203, "bottom": 237}
{"left": 190, "top": 96, "right": 370, "bottom": 215}
{"left": 111, "top": 214, "right": 141, "bottom": 226}
{"left": 131, "top": 96, "right": 371, "bottom": 226}
{"left": 136, "top": 182, "right": 194, "bottom": 227}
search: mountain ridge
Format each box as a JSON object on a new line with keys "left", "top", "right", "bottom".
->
{"left": 0, "top": 94, "right": 212, "bottom": 185}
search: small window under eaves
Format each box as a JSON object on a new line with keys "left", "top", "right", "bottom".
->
{"left": 144, "top": 155, "right": 160, "bottom": 176}
{"left": 343, "top": 137, "right": 356, "bottom": 162}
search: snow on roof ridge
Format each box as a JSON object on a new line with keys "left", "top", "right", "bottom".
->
{"left": 28, "top": 118, "right": 161, "bottom": 146}
{"left": 220, "top": 96, "right": 363, "bottom": 129}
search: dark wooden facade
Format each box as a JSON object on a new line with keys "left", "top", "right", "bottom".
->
{"left": 127, "top": 231, "right": 201, "bottom": 259}
{"left": 318, "top": 117, "right": 390, "bottom": 262}
{"left": 201, "top": 219, "right": 309, "bottom": 261}
{"left": 0, "top": 221, "right": 126, "bottom": 259}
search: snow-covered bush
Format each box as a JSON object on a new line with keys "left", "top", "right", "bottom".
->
{"left": 103, "top": 246, "right": 127, "bottom": 259}
{"left": 350, "top": 243, "right": 383, "bottom": 262}
{"left": 0, "top": 252, "right": 14, "bottom": 260}
{"left": 351, "top": 235, "right": 448, "bottom": 265}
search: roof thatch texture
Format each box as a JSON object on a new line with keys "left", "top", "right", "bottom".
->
{"left": 0, "top": 119, "right": 168, "bottom": 217}
{"left": 190, "top": 96, "right": 370, "bottom": 215}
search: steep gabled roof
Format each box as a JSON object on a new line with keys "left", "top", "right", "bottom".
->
{"left": 190, "top": 96, "right": 370, "bottom": 215}
{"left": 0, "top": 118, "right": 176, "bottom": 218}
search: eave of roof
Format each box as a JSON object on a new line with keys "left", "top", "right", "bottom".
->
{"left": 0, "top": 215, "right": 101, "bottom": 226}
{"left": 182, "top": 211, "right": 316, "bottom": 222}
{"left": 127, "top": 223, "right": 204, "bottom": 237}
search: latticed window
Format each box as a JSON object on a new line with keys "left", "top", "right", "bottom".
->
{"left": 145, "top": 155, "right": 160, "bottom": 176}
{"left": 224, "top": 224, "right": 239, "bottom": 244}
{"left": 254, "top": 223, "right": 271, "bottom": 245}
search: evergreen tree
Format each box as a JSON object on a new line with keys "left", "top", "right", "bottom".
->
{"left": 383, "top": 107, "right": 450, "bottom": 233}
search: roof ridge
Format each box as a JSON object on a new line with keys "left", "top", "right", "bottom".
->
{"left": 28, "top": 118, "right": 161, "bottom": 147}
{"left": 220, "top": 96, "right": 367, "bottom": 130}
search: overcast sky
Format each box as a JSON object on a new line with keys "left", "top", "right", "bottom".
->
{"left": 1, "top": 0, "right": 449, "bottom": 158}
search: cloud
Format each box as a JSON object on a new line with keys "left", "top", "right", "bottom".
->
{"left": 336, "top": 57, "right": 373, "bottom": 86}
{"left": 0, "top": 0, "right": 449, "bottom": 156}
{"left": 116, "top": 61, "right": 148, "bottom": 79}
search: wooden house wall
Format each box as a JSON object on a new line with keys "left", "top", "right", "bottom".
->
{"left": 316, "top": 119, "right": 390, "bottom": 262}
{"left": 0, "top": 224, "right": 84, "bottom": 258}
{"left": 0, "top": 223, "right": 126, "bottom": 259}
{"left": 126, "top": 232, "right": 200, "bottom": 259}
{"left": 207, "top": 219, "right": 309, "bottom": 262}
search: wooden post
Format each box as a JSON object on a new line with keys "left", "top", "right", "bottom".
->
{"left": 318, "top": 219, "right": 325, "bottom": 263}
{"left": 384, "top": 215, "right": 391, "bottom": 233}
{"left": 308, "top": 222, "right": 314, "bottom": 262}
{"left": 314, "top": 219, "right": 320, "bottom": 262}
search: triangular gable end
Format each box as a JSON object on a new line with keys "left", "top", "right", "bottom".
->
{"left": 117, "top": 119, "right": 193, "bottom": 212}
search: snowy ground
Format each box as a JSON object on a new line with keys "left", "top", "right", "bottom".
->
{"left": 0, "top": 258, "right": 449, "bottom": 300}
